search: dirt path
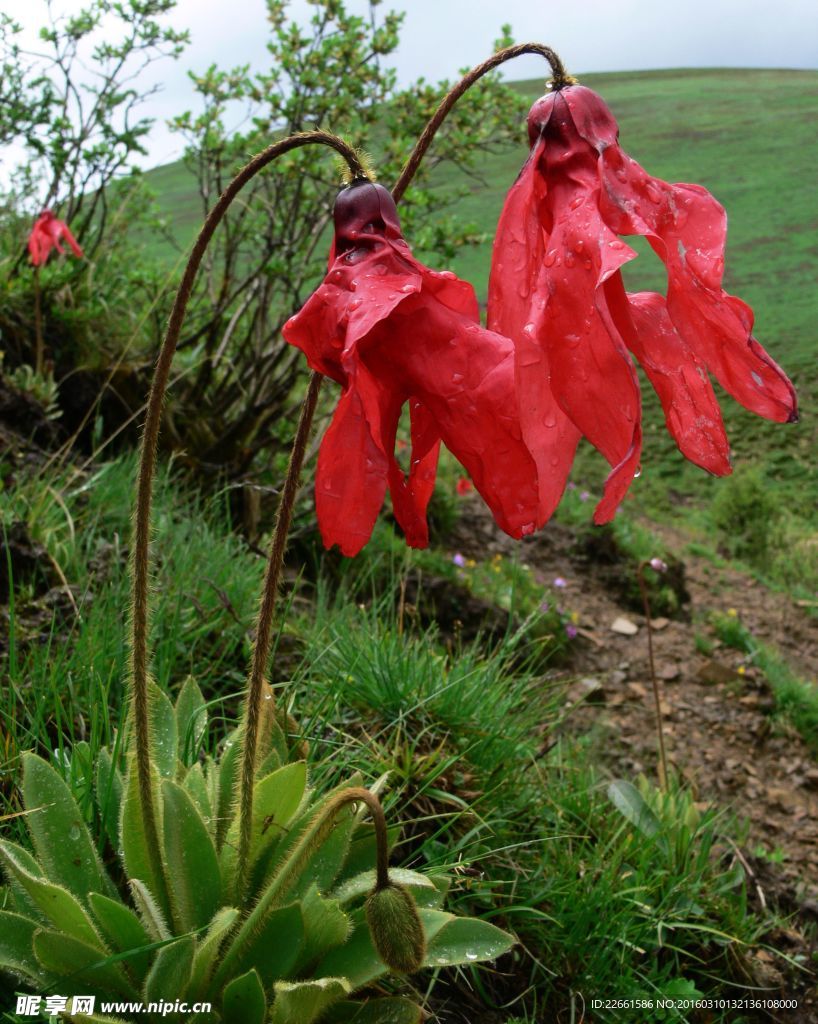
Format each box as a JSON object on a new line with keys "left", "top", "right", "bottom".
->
{"left": 451, "top": 503, "right": 818, "bottom": 915}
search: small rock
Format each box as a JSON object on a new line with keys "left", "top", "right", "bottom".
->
{"left": 608, "top": 669, "right": 628, "bottom": 686}
{"left": 611, "top": 616, "right": 639, "bottom": 636}
{"left": 568, "top": 677, "right": 606, "bottom": 705}
{"left": 696, "top": 659, "right": 738, "bottom": 686}
{"left": 658, "top": 664, "right": 680, "bottom": 681}
{"left": 650, "top": 617, "right": 670, "bottom": 630}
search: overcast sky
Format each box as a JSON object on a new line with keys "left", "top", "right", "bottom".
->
{"left": 9, "top": 0, "right": 818, "bottom": 168}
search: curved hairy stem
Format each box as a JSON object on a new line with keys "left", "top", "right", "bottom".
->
{"left": 393, "top": 42, "right": 573, "bottom": 203}
{"left": 236, "top": 369, "right": 322, "bottom": 894}
{"left": 130, "top": 131, "right": 367, "bottom": 905}
{"left": 216, "top": 786, "right": 389, "bottom": 987}
{"left": 33, "top": 265, "right": 43, "bottom": 376}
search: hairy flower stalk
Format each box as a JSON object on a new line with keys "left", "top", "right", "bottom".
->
{"left": 638, "top": 558, "right": 669, "bottom": 789}
{"left": 215, "top": 787, "right": 404, "bottom": 987}
{"left": 393, "top": 42, "right": 574, "bottom": 204}
{"left": 129, "top": 131, "right": 368, "bottom": 913}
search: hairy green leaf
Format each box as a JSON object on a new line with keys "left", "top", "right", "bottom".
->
{"left": 222, "top": 967, "right": 266, "bottom": 1024}
{"left": 324, "top": 998, "right": 423, "bottom": 1024}
{"left": 143, "top": 934, "right": 194, "bottom": 1004}
{"left": 182, "top": 761, "right": 212, "bottom": 824}
{"left": 120, "top": 757, "right": 171, "bottom": 922}
{"left": 292, "top": 884, "right": 350, "bottom": 975}
{"left": 213, "top": 900, "right": 303, "bottom": 994}
{"left": 161, "top": 779, "right": 221, "bottom": 932}
{"left": 0, "top": 840, "right": 103, "bottom": 949}
{"left": 0, "top": 910, "right": 41, "bottom": 984}
{"left": 333, "top": 868, "right": 439, "bottom": 909}
{"left": 129, "top": 879, "right": 171, "bottom": 943}
{"left": 187, "top": 906, "right": 239, "bottom": 1000}
{"left": 88, "top": 892, "right": 152, "bottom": 980}
{"left": 95, "top": 747, "right": 124, "bottom": 850}
{"left": 424, "top": 916, "right": 515, "bottom": 966}
{"left": 270, "top": 977, "right": 350, "bottom": 1024}
{"left": 146, "top": 681, "right": 178, "bottom": 779}
{"left": 221, "top": 760, "right": 307, "bottom": 897}
{"left": 21, "top": 752, "right": 113, "bottom": 904}
{"left": 175, "top": 676, "right": 207, "bottom": 763}
{"left": 33, "top": 928, "right": 135, "bottom": 997}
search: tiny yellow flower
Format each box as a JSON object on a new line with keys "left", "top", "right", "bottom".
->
{"left": 737, "top": 665, "right": 746, "bottom": 676}
{"left": 466, "top": 558, "right": 476, "bottom": 568}
{"left": 727, "top": 608, "right": 738, "bottom": 617}
{"left": 570, "top": 610, "right": 580, "bottom": 624}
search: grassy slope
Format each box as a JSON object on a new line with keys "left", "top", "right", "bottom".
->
{"left": 146, "top": 68, "right": 818, "bottom": 523}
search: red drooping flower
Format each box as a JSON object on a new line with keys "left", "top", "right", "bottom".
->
{"left": 28, "top": 210, "right": 84, "bottom": 266}
{"left": 283, "top": 181, "right": 541, "bottom": 556}
{"left": 488, "top": 85, "right": 797, "bottom": 526}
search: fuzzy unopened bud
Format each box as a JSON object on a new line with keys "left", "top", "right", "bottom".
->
{"left": 365, "top": 882, "right": 425, "bottom": 974}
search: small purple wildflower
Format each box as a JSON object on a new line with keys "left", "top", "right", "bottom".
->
{"left": 579, "top": 490, "right": 590, "bottom": 502}
{"left": 452, "top": 553, "right": 466, "bottom": 568}
{"left": 540, "top": 601, "right": 550, "bottom": 613}
{"left": 567, "top": 481, "right": 577, "bottom": 491}
{"left": 553, "top": 576, "right": 567, "bottom": 588}
{"left": 565, "top": 623, "right": 578, "bottom": 639}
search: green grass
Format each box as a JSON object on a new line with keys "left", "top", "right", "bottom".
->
{"left": 711, "top": 610, "right": 818, "bottom": 754}
{"left": 0, "top": 451, "right": 786, "bottom": 1021}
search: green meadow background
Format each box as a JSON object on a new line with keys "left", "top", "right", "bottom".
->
{"left": 147, "top": 68, "right": 818, "bottom": 525}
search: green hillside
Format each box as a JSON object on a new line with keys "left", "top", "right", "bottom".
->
{"left": 147, "top": 68, "right": 818, "bottom": 526}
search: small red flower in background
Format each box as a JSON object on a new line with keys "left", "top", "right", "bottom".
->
{"left": 456, "top": 476, "right": 473, "bottom": 496}
{"left": 488, "top": 85, "right": 796, "bottom": 526}
{"left": 283, "top": 181, "right": 540, "bottom": 556}
{"left": 28, "top": 210, "right": 84, "bottom": 266}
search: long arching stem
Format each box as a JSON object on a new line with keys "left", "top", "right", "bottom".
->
{"left": 236, "top": 368, "right": 321, "bottom": 893}
{"left": 393, "top": 42, "right": 573, "bottom": 204}
{"left": 33, "top": 265, "right": 43, "bottom": 376}
{"left": 235, "top": 41, "right": 573, "bottom": 893}
{"left": 216, "top": 787, "right": 389, "bottom": 990}
{"left": 130, "top": 131, "right": 367, "bottom": 903}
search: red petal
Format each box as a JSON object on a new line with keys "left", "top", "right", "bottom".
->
{"left": 60, "top": 223, "right": 83, "bottom": 259}
{"left": 315, "top": 381, "right": 392, "bottom": 557}
{"left": 283, "top": 245, "right": 422, "bottom": 382}
{"left": 609, "top": 281, "right": 732, "bottom": 475}
{"left": 532, "top": 175, "right": 642, "bottom": 523}
{"left": 388, "top": 399, "right": 441, "bottom": 548}
{"left": 367, "top": 294, "right": 541, "bottom": 539}
{"left": 488, "top": 140, "right": 580, "bottom": 523}
{"left": 596, "top": 148, "right": 796, "bottom": 423}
